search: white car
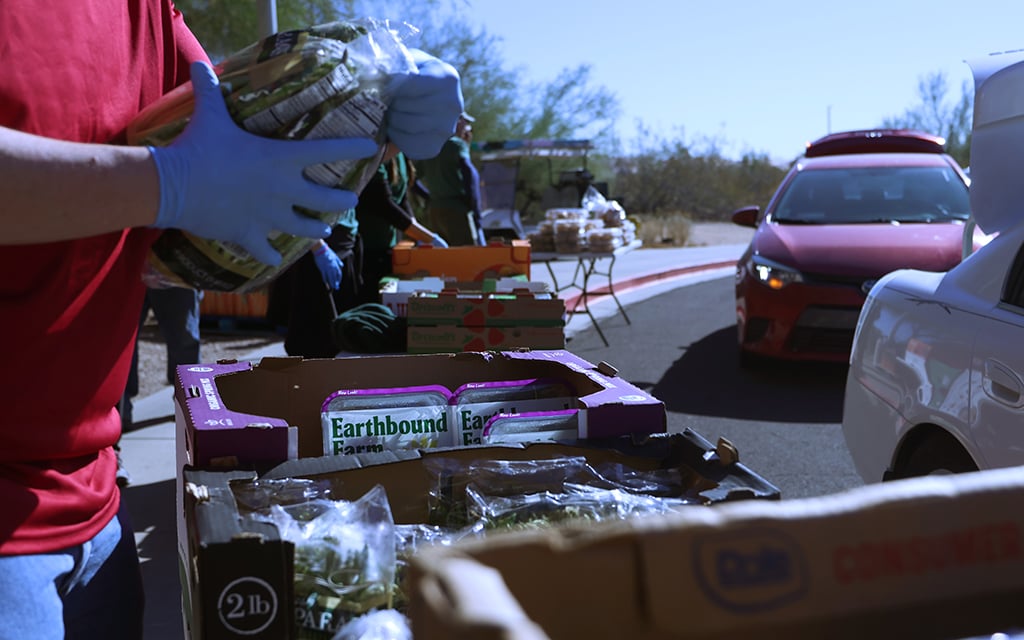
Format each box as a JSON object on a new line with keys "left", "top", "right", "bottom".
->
{"left": 842, "top": 49, "right": 1024, "bottom": 482}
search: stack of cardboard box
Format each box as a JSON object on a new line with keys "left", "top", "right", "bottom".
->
{"left": 383, "top": 241, "right": 569, "bottom": 352}
{"left": 172, "top": 351, "right": 780, "bottom": 639}
{"left": 404, "top": 287, "right": 566, "bottom": 353}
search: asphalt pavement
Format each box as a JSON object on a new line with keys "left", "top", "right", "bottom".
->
{"left": 118, "top": 242, "right": 747, "bottom": 640}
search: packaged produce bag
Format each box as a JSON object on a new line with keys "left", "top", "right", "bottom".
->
{"left": 127, "top": 20, "right": 416, "bottom": 292}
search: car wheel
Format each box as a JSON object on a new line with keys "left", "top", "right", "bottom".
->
{"left": 897, "top": 432, "right": 978, "bottom": 479}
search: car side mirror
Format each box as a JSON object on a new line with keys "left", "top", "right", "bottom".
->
{"left": 731, "top": 206, "right": 760, "bottom": 228}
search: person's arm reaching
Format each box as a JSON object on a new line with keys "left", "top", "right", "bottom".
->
{"left": 358, "top": 160, "right": 448, "bottom": 247}
{"left": 1, "top": 61, "right": 378, "bottom": 265}
{"left": 312, "top": 239, "right": 344, "bottom": 290}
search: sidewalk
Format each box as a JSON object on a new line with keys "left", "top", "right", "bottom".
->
{"left": 119, "top": 242, "right": 746, "bottom": 640}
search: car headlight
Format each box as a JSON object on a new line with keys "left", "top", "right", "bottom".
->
{"left": 748, "top": 255, "right": 804, "bottom": 290}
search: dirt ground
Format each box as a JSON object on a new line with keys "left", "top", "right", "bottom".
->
{"left": 133, "top": 222, "right": 754, "bottom": 399}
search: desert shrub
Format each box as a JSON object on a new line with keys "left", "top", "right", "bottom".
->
{"left": 633, "top": 213, "right": 692, "bottom": 247}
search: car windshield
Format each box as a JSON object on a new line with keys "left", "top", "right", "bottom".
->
{"left": 772, "top": 166, "right": 971, "bottom": 225}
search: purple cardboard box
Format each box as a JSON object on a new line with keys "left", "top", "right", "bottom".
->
{"left": 174, "top": 350, "right": 665, "bottom": 469}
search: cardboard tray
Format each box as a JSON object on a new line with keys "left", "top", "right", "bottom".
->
{"left": 406, "top": 325, "right": 566, "bottom": 354}
{"left": 180, "top": 430, "right": 781, "bottom": 639}
{"left": 175, "top": 350, "right": 665, "bottom": 469}
{"left": 379, "top": 276, "right": 546, "bottom": 318}
{"left": 406, "top": 289, "right": 566, "bottom": 328}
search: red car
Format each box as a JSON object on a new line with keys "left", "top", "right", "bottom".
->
{"left": 731, "top": 129, "right": 989, "bottom": 366}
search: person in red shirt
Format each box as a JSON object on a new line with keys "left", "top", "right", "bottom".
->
{"left": 0, "top": 2, "right": 463, "bottom": 637}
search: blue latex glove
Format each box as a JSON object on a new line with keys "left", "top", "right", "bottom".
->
{"left": 429, "top": 233, "right": 449, "bottom": 248}
{"left": 312, "top": 242, "right": 344, "bottom": 290}
{"left": 150, "top": 61, "right": 379, "bottom": 266}
{"left": 387, "top": 49, "right": 464, "bottom": 160}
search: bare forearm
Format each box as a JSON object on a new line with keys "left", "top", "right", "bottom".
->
{"left": 0, "top": 126, "right": 159, "bottom": 244}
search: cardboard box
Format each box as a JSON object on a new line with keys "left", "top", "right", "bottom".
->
{"left": 174, "top": 350, "right": 664, "bottom": 470}
{"left": 391, "top": 239, "right": 531, "bottom": 281}
{"left": 379, "top": 276, "right": 545, "bottom": 318}
{"left": 180, "top": 430, "right": 781, "bottom": 639}
{"left": 406, "top": 325, "right": 566, "bottom": 354}
{"left": 408, "top": 467, "right": 1024, "bottom": 640}
{"left": 406, "top": 289, "right": 566, "bottom": 328}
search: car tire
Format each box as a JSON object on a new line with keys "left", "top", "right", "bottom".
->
{"left": 897, "top": 432, "right": 979, "bottom": 479}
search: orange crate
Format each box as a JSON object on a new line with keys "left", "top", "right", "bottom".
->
{"left": 391, "top": 240, "right": 531, "bottom": 281}
{"left": 200, "top": 290, "right": 269, "bottom": 319}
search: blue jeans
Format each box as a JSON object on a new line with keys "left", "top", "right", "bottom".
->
{"left": 133, "top": 287, "right": 202, "bottom": 390}
{"left": 120, "top": 287, "right": 201, "bottom": 429}
{"left": 0, "top": 505, "right": 144, "bottom": 639}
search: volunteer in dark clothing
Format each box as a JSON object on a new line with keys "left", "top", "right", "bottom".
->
{"left": 357, "top": 146, "right": 448, "bottom": 305}
{"left": 0, "top": 2, "right": 465, "bottom": 636}
{"left": 418, "top": 112, "right": 485, "bottom": 246}
{"left": 269, "top": 146, "right": 449, "bottom": 356}
{"left": 266, "top": 212, "right": 364, "bottom": 358}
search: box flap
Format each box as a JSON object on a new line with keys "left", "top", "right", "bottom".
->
{"left": 640, "top": 467, "right": 1024, "bottom": 637}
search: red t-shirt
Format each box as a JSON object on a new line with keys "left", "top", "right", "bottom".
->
{"left": 0, "top": 1, "right": 207, "bottom": 554}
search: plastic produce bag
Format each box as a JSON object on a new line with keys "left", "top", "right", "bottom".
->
{"left": 331, "top": 610, "right": 411, "bottom": 640}
{"left": 247, "top": 485, "right": 398, "bottom": 639}
{"left": 424, "top": 454, "right": 700, "bottom": 530}
{"left": 127, "top": 19, "right": 418, "bottom": 292}
{"left": 465, "top": 482, "right": 694, "bottom": 532}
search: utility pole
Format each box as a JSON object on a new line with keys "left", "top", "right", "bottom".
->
{"left": 257, "top": 0, "right": 278, "bottom": 37}
{"left": 827, "top": 105, "right": 832, "bottom": 134}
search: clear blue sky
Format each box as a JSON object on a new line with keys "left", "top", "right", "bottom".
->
{"left": 452, "top": 0, "right": 1024, "bottom": 165}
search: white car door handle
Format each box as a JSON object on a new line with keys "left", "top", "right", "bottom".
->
{"left": 983, "top": 359, "right": 1024, "bottom": 407}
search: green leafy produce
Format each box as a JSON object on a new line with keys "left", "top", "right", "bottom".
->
{"left": 126, "top": 19, "right": 416, "bottom": 292}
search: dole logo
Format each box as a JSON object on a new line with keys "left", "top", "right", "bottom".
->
{"left": 693, "top": 528, "right": 808, "bottom": 612}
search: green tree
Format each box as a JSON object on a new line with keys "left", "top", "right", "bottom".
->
{"left": 174, "top": 0, "right": 342, "bottom": 58}
{"left": 610, "top": 126, "right": 785, "bottom": 220}
{"left": 881, "top": 71, "right": 973, "bottom": 167}
{"left": 174, "top": 1, "right": 621, "bottom": 218}
{"left": 175, "top": 1, "right": 619, "bottom": 144}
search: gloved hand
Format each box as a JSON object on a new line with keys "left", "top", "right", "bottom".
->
{"left": 428, "top": 233, "right": 449, "bottom": 248}
{"left": 387, "top": 49, "right": 464, "bottom": 160}
{"left": 312, "top": 241, "right": 344, "bottom": 290}
{"left": 150, "top": 61, "right": 379, "bottom": 266}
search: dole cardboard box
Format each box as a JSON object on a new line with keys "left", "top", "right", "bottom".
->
{"left": 391, "top": 239, "right": 531, "bottom": 281}
{"left": 406, "top": 289, "right": 566, "bottom": 328}
{"left": 408, "top": 467, "right": 1024, "bottom": 640}
{"left": 173, "top": 349, "right": 664, "bottom": 470}
{"left": 406, "top": 324, "right": 566, "bottom": 354}
{"left": 180, "top": 430, "right": 781, "bottom": 639}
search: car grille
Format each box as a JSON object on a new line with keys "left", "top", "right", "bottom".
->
{"left": 802, "top": 271, "right": 875, "bottom": 291}
{"left": 787, "top": 327, "right": 855, "bottom": 354}
{"left": 787, "top": 305, "right": 861, "bottom": 354}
